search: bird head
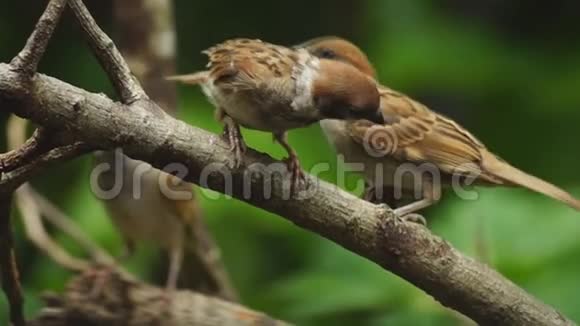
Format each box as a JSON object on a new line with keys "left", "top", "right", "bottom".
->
{"left": 296, "top": 36, "right": 377, "bottom": 78}
{"left": 312, "top": 59, "right": 383, "bottom": 124}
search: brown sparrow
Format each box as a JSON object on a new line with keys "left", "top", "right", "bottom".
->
{"left": 166, "top": 38, "right": 382, "bottom": 191}
{"left": 93, "top": 151, "right": 224, "bottom": 293}
{"left": 298, "top": 37, "right": 580, "bottom": 215}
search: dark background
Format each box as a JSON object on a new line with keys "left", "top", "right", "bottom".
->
{"left": 1, "top": 0, "right": 580, "bottom": 324}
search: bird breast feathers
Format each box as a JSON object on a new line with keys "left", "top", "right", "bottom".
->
{"left": 290, "top": 50, "right": 320, "bottom": 112}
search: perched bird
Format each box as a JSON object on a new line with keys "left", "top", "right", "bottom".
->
{"left": 93, "top": 151, "right": 237, "bottom": 299}
{"left": 166, "top": 38, "right": 382, "bottom": 191}
{"left": 298, "top": 37, "right": 580, "bottom": 216}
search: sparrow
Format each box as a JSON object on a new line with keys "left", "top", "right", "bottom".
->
{"left": 298, "top": 36, "right": 580, "bottom": 216}
{"left": 166, "top": 38, "right": 382, "bottom": 192}
{"left": 93, "top": 151, "right": 237, "bottom": 299}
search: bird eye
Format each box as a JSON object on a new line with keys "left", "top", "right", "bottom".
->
{"left": 317, "top": 48, "right": 337, "bottom": 59}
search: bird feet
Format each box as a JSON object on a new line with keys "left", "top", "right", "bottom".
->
{"left": 222, "top": 124, "right": 246, "bottom": 168}
{"left": 376, "top": 203, "right": 427, "bottom": 226}
{"left": 283, "top": 154, "right": 306, "bottom": 195}
{"left": 398, "top": 213, "right": 427, "bottom": 226}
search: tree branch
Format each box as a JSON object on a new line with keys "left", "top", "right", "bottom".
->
{"left": 5, "top": 116, "right": 109, "bottom": 271}
{"left": 15, "top": 184, "right": 91, "bottom": 271}
{"left": 68, "top": 0, "right": 148, "bottom": 103}
{"left": 28, "top": 186, "right": 116, "bottom": 266}
{"left": 10, "top": 0, "right": 68, "bottom": 78}
{"left": 28, "top": 269, "right": 288, "bottom": 326}
{"left": 0, "top": 140, "right": 91, "bottom": 192}
{"left": 0, "top": 63, "right": 572, "bottom": 325}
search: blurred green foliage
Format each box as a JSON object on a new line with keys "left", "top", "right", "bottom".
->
{"left": 1, "top": 1, "right": 580, "bottom": 325}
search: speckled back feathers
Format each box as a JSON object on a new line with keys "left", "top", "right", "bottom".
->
{"left": 203, "top": 38, "right": 300, "bottom": 90}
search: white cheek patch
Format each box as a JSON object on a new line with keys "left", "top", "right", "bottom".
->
{"left": 291, "top": 52, "right": 320, "bottom": 111}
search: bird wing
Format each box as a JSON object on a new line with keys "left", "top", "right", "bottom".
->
{"left": 204, "top": 39, "right": 297, "bottom": 97}
{"left": 347, "top": 85, "right": 503, "bottom": 183}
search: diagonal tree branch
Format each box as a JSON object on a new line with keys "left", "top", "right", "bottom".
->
{"left": 1, "top": 114, "right": 92, "bottom": 193}
{"left": 10, "top": 0, "right": 68, "bottom": 78}
{"left": 0, "top": 140, "right": 92, "bottom": 192}
{"left": 68, "top": 0, "right": 148, "bottom": 103}
{"left": 28, "top": 187, "right": 115, "bottom": 266}
{"left": 1, "top": 0, "right": 92, "bottom": 194}
{"left": 0, "top": 62, "right": 573, "bottom": 325}
{"left": 6, "top": 116, "right": 115, "bottom": 272}
{"left": 15, "top": 183, "right": 91, "bottom": 272}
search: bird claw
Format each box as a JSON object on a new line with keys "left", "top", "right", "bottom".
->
{"left": 222, "top": 125, "right": 246, "bottom": 168}
{"left": 284, "top": 155, "right": 306, "bottom": 195}
{"left": 399, "top": 213, "right": 427, "bottom": 226}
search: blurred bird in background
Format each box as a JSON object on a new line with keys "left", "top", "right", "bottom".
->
{"left": 93, "top": 151, "right": 237, "bottom": 299}
{"left": 299, "top": 37, "right": 580, "bottom": 216}
{"left": 90, "top": 1, "right": 237, "bottom": 300}
{"left": 167, "top": 38, "right": 382, "bottom": 192}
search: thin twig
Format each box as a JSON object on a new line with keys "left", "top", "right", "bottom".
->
{"left": 68, "top": 0, "right": 148, "bottom": 103}
{"left": 16, "top": 184, "right": 90, "bottom": 272}
{"left": 0, "top": 141, "right": 91, "bottom": 192}
{"left": 28, "top": 187, "right": 115, "bottom": 266}
{"left": 0, "top": 192, "right": 25, "bottom": 326}
{"left": 6, "top": 115, "right": 110, "bottom": 271}
{"left": 6, "top": 115, "right": 90, "bottom": 271}
{"left": 10, "top": 0, "right": 68, "bottom": 78}
{"left": 1, "top": 115, "right": 92, "bottom": 193}
{"left": 2, "top": 128, "right": 48, "bottom": 172}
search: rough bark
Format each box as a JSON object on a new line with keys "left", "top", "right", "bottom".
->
{"left": 29, "top": 270, "right": 288, "bottom": 326}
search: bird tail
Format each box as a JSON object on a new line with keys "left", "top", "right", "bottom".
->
{"left": 165, "top": 71, "right": 209, "bottom": 85}
{"left": 482, "top": 152, "right": 580, "bottom": 211}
